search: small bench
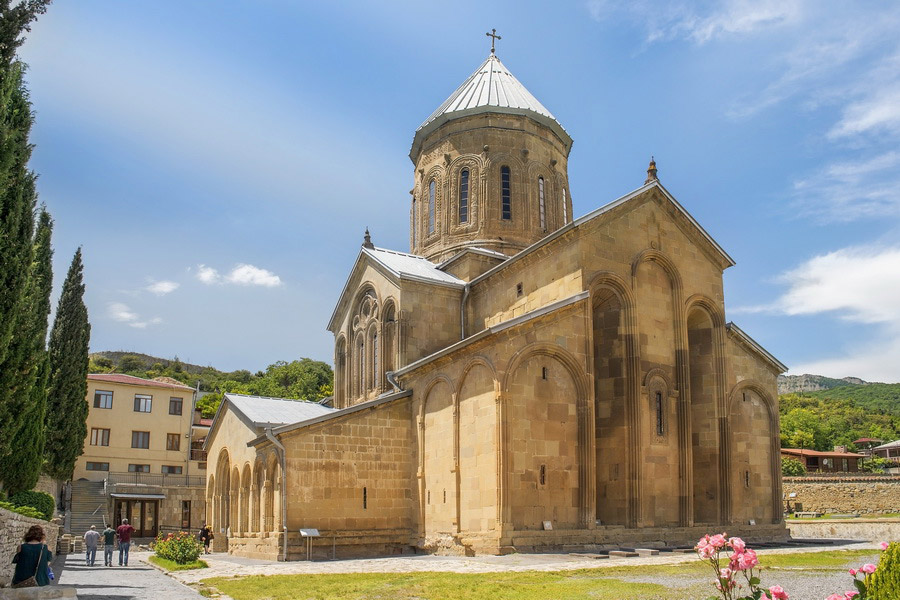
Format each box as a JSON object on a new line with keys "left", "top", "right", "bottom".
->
{"left": 792, "top": 511, "right": 822, "bottom": 518}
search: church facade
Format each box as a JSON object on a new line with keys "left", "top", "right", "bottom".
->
{"left": 204, "top": 51, "right": 788, "bottom": 559}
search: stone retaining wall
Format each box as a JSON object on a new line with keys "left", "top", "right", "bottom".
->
{"left": 788, "top": 519, "right": 900, "bottom": 542}
{"left": 0, "top": 507, "right": 61, "bottom": 588}
{"left": 783, "top": 476, "right": 900, "bottom": 514}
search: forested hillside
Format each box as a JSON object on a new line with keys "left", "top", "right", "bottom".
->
{"left": 779, "top": 382, "right": 900, "bottom": 452}
{"left": 89, "top": 351, "right": 333, "bottom": 417}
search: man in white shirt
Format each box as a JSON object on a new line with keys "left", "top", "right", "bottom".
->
{"left": 83, "top": 525, "right": 101, "bottom": 566}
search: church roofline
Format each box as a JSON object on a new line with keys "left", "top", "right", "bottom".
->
{"left": 436, "top": 246, "right": 510, "bottom": 271}
{"left": 467, "top": 180, "right": 736, "bottom": 288}
{"left": 246, "top": 389, "right": 413, "bottom": 447}
{"left": 726, "top": 321, "right": 788, "bottom": 373}
{"left": 392, "top": 290, "right": 589, "bottom": 378}
{"left": 326, "top": 246, "right": 465, "bottom": 333}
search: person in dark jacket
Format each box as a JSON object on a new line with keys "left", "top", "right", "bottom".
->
{"left": 11, "top": 525, "right": 53, "bottom": 587}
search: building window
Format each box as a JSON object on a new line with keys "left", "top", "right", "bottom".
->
{"left": 169, "top": 397, "right": 183, "bottom": 415}
{"left": 162, "top": 465, "right": 183, "bottom": 475}
{"left": 133, "top": 394, "right": 152, "bottom": 413}
{"left": 363, "top": 487, "right": 367, "bottom": 510}
{"left": 131, "top": 431, "right": 150, "bottom": 449}
{"left": 90, "top": 428, "right": 110, "bottom": 447}
{"left": 86, "top": 461, "right": 109, "bottom": 471}
{"left": 538, "top": 176, "right": 546, "bottom": 231}
{"left": 744, "top": 470, "right": 750, "bottom": 487}
{"left": 128, "top": 464, "right": 150, "bottom": 473}
{"left": 842, "top": 458, "right": 849, "bottom": 471}
{"left": 540, "top": 464, "right": 546, "bottom": 485}
{"left": 516, "top": 282, "right": 523, "bottom": 297}
{"left": 459, "top": 169, "right": 469, "bottom": 223}
{"left": 372, "top": 332, "right": 378, "bottom": 390}
{"left": 655, "top": 391, "right": 664, "bottom": 436}
{"left": 501, "top": 166, "right": 511, "bottom": 220}
{"left": 166, "top": 433, "right": 181, "bottom": 451}
{"left": 181, "top": 500, "right": 191, "bottom": 529}
{"left": 428, "top": 179, "right": 436, "bottom": 235}
{"left": 93, "top": 390, "right": 113, "bottom": 409}
{"left": 562, "top": 188, "right": 567, "bottom": 224}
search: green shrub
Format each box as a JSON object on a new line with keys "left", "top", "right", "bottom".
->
{"left": 0, "top": 500, "right": 46, "bottom": 520}
{"left": 870, "top": 542, "right": 900, "bottom": 600}
{"left": 153, "top": 531, "right": 203, "bottom": 564}
{"left": 9, "top": 490, "right": 55, "bottom": 520}
{"left": 861, "top": 456, "right": 892, "bottom": 473}
{"left": 781, "top": 457, "right": 807, "bottom": 476}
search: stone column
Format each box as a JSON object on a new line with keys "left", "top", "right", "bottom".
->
{"left": 249, "top": 484, "right": 259, "bottom": 533}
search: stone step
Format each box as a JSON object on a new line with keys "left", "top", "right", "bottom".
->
{"left": 607, "top": 550, "right": 639, "bottom": 557}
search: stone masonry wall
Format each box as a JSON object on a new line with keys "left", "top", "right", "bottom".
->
{"left": 0, "top": 507, "right": 61, "bottom": 588}
{"left": 783, "top": 476, "right": 900, "bottom": 514}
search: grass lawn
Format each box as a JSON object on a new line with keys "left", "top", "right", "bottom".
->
{"left": 204, "top": 571, "right": 675, "bottom": 600}
{"left": 148, "top": 555, "right": 209, "bottom": 571}
{"left": 201, "top": 549, "right": 879, "bottom": 600}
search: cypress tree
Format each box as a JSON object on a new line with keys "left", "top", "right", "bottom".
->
{"left": 0, "top": 0, "right": 51, "bottom": 462}
{"left": 0, "top": 209, "right": 52, "bottom": 494}
{"left": 44, "top": 247, "right": 90, "bottom": 480}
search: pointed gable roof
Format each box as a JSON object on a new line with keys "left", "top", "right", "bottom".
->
{"left": 326, "top": 246, "right": 465, "bottom": 332}
{"left": 410, "top": 54, "right": 572, "bottom": 159}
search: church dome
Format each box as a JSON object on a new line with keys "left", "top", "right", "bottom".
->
{"left": 410, "top": 54, "right": 572, "bottom": 161}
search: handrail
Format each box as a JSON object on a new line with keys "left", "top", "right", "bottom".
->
{"left": 107, "top": 472, "right": 205, "bottom": 487}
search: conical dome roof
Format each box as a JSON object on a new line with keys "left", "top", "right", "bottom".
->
{"left": 410, "top": 54, "right": 572, "bottom": 159}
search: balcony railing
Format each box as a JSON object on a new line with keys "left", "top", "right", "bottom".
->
{"left": 107, "top": 472, "right": 205, "bottom": 488}
{"left": 190, "top": 449, "right": 208, "bottom": 461}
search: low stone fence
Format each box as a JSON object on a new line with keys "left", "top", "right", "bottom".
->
{"left": 788, "top": 519, "right": 900, "bottom": 542}
{"left": 783, "top": 475, "right": 900, "bottom": 514}
{"left": 0, "top": 507, "right": 61, "bottom": 588}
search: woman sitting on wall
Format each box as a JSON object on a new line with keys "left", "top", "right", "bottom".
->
{"left": 11, "top": 525, "right": 53, "bottom": 588}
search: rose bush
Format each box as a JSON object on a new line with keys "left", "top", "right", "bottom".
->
{"left": 152, "top": 530, "right": 203, "bottom": 564}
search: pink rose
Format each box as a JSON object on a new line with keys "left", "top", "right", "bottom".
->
{"left": 848, "top": 568, "right": 856, "bottom": 576}
{"left": 845, "top": 591, "right": 859, "bottom": 598}
{"left": 729, "top": 536, "right": 746, "bottom": 552}
{"left": 709, "top": 533, "right": 727, "bottom": 548}
{"left": 826, "top": 595, "right": 845, "bottom": 600}
{"left": 734, "top": 548, "right": 759, "bottom": 570}
{"left": 768, "top": 584, "right": 788, "bottom": 600}
{"left": 880, "top": 541, "right": 889, "bottom": 550}
{"left": 860, "top": 563, "right": 876, "bottom": 574}
{"left": 720, "top": 567, "right": 733, "bottom": 581}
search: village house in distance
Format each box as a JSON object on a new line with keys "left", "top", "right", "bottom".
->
{"left": 205, "top": 43, "right": 788, "bottom": 559}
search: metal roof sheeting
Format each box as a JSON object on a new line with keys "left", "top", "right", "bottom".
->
{"left": 225, "top": 393, "right": 336, "bottom": 428}
{"left": 411, "top": 54, "right": 572, "bottom": 159}
{"left": 363, "top": 246, "right": 464, "bottom": 287}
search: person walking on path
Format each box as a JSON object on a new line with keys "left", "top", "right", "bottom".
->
{"left": 116, "top": 518, "right": 135, "bottom": 566}
{"left": 102, "top": 524, "right": 116, "bottom": 566}
{"left": 84, "top": 525, "right": 101, "bottom": 566}
{"left": 11, "top": 525, "right": 53, "bottom": 587}
{"left": 198, "top": 523, "right": 213, "bottom": 554}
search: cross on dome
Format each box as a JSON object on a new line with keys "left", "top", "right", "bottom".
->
{"left": 485, "top": 28, "right": 501, "bottom": 54}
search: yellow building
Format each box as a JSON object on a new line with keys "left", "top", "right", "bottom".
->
{"left": 205, "top": 50, "right": 788, "bottom": 559}
{"left": 70, "top": 374, "right": 207, "bottom": 538}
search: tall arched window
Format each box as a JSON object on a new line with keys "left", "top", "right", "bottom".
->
{"left": 501, "top": 166, "right": 511, "bottom": 220}
{"left": 371, "top": 331, "right": 379, "bottom": 391}
{"left": 562, "top": 188, "right": 568, "bottom": 224}
{"left": 459, "top": 169, "right": 469, "bottom": 223}
{"left": 412, "top": 197, "right": 417, "bottom": 248}
{"left": 538, "top": 176, "right": 546, "bottom": 231}
{"left": 428, "top": 180, "right": 436, "bottom": 235}
{"left": 357, "top": 337, "right": 364, "bottom": 398}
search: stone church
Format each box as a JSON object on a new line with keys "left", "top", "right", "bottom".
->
{"left": 204, "top": 48, "right": 788, "bottom": 559}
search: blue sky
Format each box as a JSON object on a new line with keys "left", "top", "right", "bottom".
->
{"left": 18, "top": 1, "right": 900, "bottom": 382}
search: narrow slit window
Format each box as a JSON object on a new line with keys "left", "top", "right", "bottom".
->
{"left": 540, "top": 464, "right": 546, "bottom": 485}
{"left": 538, "top": 176, "right": 546, "bottom": 231}
{"left": 655, "top": 392, "right": 664, "bottom": 436}
{"left": 501, "top": 166, "right": 511, "bottom": 220}
{"left": 459, "top": 169, "right": 469, "bottom": 223}
{"left": 541, "top": 367, "right": 547, "bottom": 380}
{"left": 516, "top": 282, "right": 523, "bottom": 297}
{"left": 744, "top": 471, "right": 750, "bottom": 488}
{"left": 562, "top": 188, "right": 568, "bottom": 224}
{"left": 363, "top": 487, "right": 367, "bottom": 509}
{"left": 428, "top": 179, "right": 436, "bottom": 234}
{"left": 443, "top": 489, "right": 447, "bottom": 504}
{"left": 427, "top": 490, "right": 430, "bottom": 504}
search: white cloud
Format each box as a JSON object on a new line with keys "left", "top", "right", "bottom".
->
{"left": 734, "top": 244, "right": 900, "bottom": 382}
{"left": 107, "top": 302, "right": 162, "bottom": 329}
{"left": 587, "top": 0, "right": 800, "bottom": 45}
{"left": 829, "top": 85, "right": 900, "bottom": 139}
{"left": 226, "top": 264, "right": 282, "bottom": 287}
{"left": 791, "top": 152, "right": 900, "bottom": 221}
{"left": 145, "top": 280, "right": 180, "bottom": 296}
{"left": 195, "top": 263, "right": 282, "bottom": 287}
{"left": 196, "top": 265, "right": 220, "bottom": 285}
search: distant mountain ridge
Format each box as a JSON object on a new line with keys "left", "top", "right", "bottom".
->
{"left": 777, "top": 373, "right": 870, "bottom": 394}
{"left": 90, "top": 350, "right": 221, "bottom": 375}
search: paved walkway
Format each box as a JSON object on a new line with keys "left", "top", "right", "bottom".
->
{"left": 51, "top": 551, "right": 202, "bottom": 599}
{"left": 168, "top": 540, "right": 882, "bottom": 585}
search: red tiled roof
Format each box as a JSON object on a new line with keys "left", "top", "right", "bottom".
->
{"left": 87, "top": 373, "right": 194, "bottom": 391}
{"left": 853, "top": 438, "right": 882, "bottom": 444}
{"left": 781, "top": 448, "right": 865, "bottom": 459}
